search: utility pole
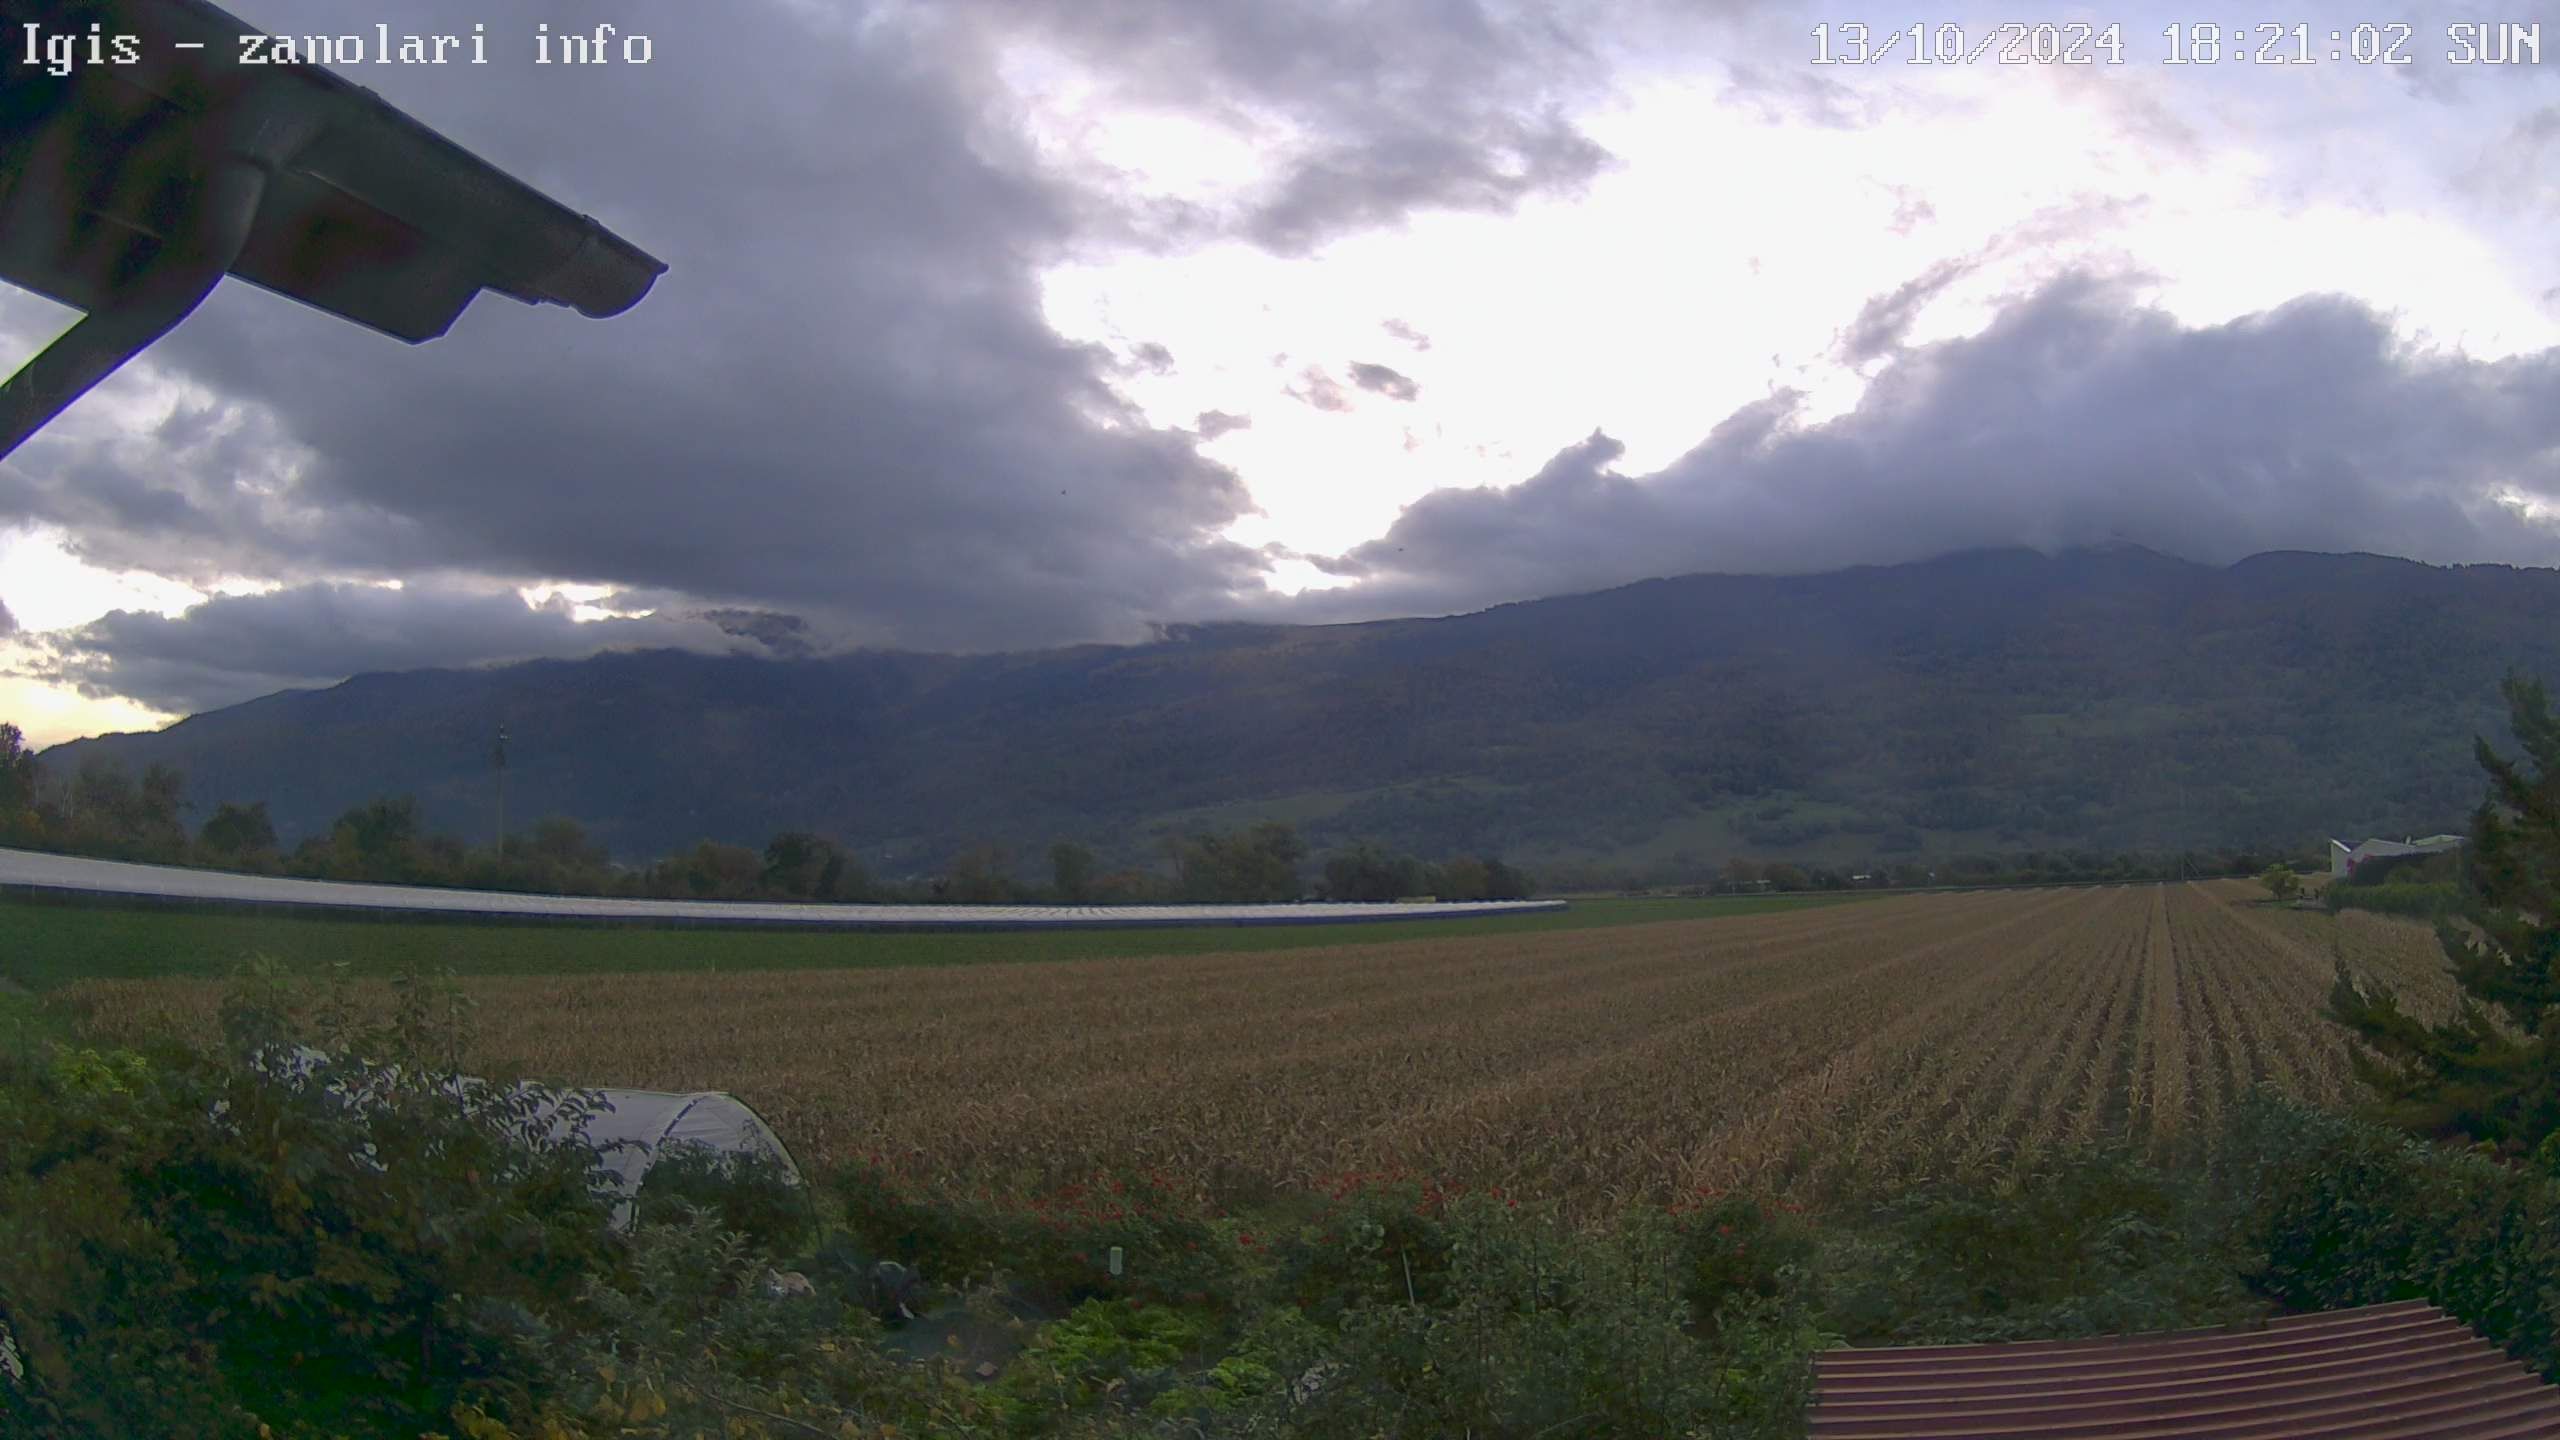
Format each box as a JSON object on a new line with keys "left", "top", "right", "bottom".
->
{"left": 493, "top": 722, "right": 509, "bottom": 856}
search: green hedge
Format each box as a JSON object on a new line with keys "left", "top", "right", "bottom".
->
{"left": 2226, "top": 1090, "right": 2560, "bottom": 1378}
{"left": 2325, "top": 882, "right": 2462, "bottom": 919}
{"left": 1817, "top": 1147, "right": 2258, "bottom": 1346}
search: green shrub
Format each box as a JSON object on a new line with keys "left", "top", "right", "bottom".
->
{"left": 2326, "top": 881, "right": 2461, "bottom": 918}
{"left": 0, "top": 965, "right": 625, "bottom": 1438}
{"left": 832, "top": 1160, "right": 1248, "bottom": 1315}
{"left": 1266, "top": 1176, "right": 1465, "bottom": 1321}
{"left": 632, "top": 1142, "right": 816, "bottom": 1255}
{"left": 1666, "top": 1192, "right": 1820, "bottom": 1339}
{"left": 1243, "top": 1195, "right": 1821, "bottom": 1440}
{"left": 2227, "top": 1089, "right": 2560, "bottom": 1377}
{"left": 993, "top": 1297, "right": 1211, "bottom": 1421}
{"left": 1818, "top": 1145, "right": 2257, "bottom": 1345}
{"left": 455, "top": 1207, "right": 1016, "bottom": 1440}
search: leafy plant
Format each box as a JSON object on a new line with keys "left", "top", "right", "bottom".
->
{"left": 2227, "top": 1088, "right": 2560, "bottom": 1379}
{"left": 0, "top": 961, "right": 625, "bottom": 1438}
{"left": 833, "top": 1160, "right": 1247, "bottom": 1315}
{"left": 1257, "top": 1194, "right": 1819, "bottom": 1440}
{"left": 994, "top": 1298, "right": 1209, "bottom": 1419}
{"left": 1666, "top": 1192, "right": 1819, "bottom": 1340}
{"left": 633, "top": 1142, "right": 816, "bottom": 1255}
{"left": 454, "top": 1206, "right": 1015, "bottom": 1440}
{"left": 1817, "top": 1145, "right": 2256, "bottom": 1346}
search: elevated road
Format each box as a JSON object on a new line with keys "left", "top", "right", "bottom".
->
{"left": 0, "top": 847, "right": 1565, "bottom": 931}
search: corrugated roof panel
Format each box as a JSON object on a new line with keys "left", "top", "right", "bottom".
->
{"left": 1809, "top": 1302, "right": 2560, "bottom": 1440}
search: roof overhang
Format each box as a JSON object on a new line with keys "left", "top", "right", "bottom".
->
{"left": 0, "top": 0, "right": 664, "bottom": 457}
{"left": 1810, "top": 1301, "right": 2560, "bottom": 1437}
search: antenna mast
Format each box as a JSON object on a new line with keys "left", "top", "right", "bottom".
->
{"left": 493, "top": 722, "right": 509, "bottom": 854}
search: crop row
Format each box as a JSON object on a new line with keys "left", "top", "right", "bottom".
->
{"left": 66, "top": 882, "right": 2462, "bottom": 1213}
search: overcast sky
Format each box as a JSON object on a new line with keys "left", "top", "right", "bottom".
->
{"left": 5, "top": 0, "right": 2559, "bottom": 741}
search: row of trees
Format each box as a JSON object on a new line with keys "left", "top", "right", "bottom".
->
{"left": 0, "top": 726, "right": 191, "bottom": 864}
{"left": 1316, "top": 841, "right": 1533, "bottom": 903}
{"left": 0, "top": 729, "right": 1530, "bottom": 906}
{"left": 1542, "top": 847, "right": 2324, "bottom": 897}
{"left": 1658, "top": 845, "right": 2324, "bottom": 891}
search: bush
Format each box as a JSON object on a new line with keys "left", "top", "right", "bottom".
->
{"left": 0, "top": 965, "right": 626, "bottom": 1438}
{"left": 2326, "top": 881, "right": 2461, "bottom": 918}
{"left": 0, "top": 962, "right": 1048, "bottom": 1440}
{"left": 633, "top": 1142, "right": 817, "bottom": 1255}
{"left": 453, "top": 1207, "right": 1016, "bottom": 1440}
{"left": 1818, "top": 1145, "right": 2257, "bottom": 1346}
{"left": 1243, "top": 1195, "right": 1822, "bottom": 1440}
{"left": 1267, "top": 1175, "right": 1466, "bottom": 1322}
{"left": 832, "top": 1160, "right": 1248, "bottom": 1316}
{"left": 2226, "top": 1089, "right": 2560, "bottom": 1377}
{"left": 1667, "top": 1192, "right": 1820, "bottom": 1340}
{"left": 994, "top": 1297, "right": 1212, "bottom": 1419}
{"left": 825, "top": 1167, "right": 1832, "bottom": 1438}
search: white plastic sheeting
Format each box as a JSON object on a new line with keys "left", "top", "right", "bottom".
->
{"left": 575, "top": 1086, "right": 804, "bottom": 1219}
{"left": 0, "top": 846, "right": 1565, "bottom": 929}
{"left": 259, "top": 1045, "right": 802, "bottom": 1227}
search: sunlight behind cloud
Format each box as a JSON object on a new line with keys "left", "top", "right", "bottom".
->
{"left": 996, "top": 34, "right": 1283, "bottom": 210}
{"left": 1035, "top": 37, "right": 2560, "bottom": 571}
{"left": 12, "top": 0, "right": 2560, "bottom": 743}
{"left": 0, "top": 666, "right": 177, "bottom": 749}
{"left": 517, "top": 581, "right": 655, "bottom": 623}
{"left": 0, "top": 526, "right": 222, "bottom": 632}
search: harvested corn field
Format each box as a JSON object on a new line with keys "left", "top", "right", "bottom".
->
{"left": 67, "top": 883, "right": 2459, "bottom": 1213}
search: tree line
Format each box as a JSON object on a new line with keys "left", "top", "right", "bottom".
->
{"left": 1538, "top": 845, "right": 2326, "bottom": 896}
{"left": 0, "top": 725, "right": 1532, "bottom": 906}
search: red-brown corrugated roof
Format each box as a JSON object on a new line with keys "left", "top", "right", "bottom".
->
{"left": 1810, "top": 1300, "right": 2560, "bottom": 1438}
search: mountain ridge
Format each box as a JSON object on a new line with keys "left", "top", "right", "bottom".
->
{"left": 37, "top": 546, "right": 2560, "bottom": 875}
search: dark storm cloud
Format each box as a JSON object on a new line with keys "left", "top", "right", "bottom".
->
{"left": 1, "top": 0, "right": 1286, "bottom": 703}
{"left": 1349, "top": 362, "right": 1422, "bottom": 402}
{"left": 973, "top": 0, "right": 1620, "bottom": 254}
{"left": 0, "top": 0, "right": 1660, "bottom": 717}
{"left": 34, "top": 583, "right": 768, "bottom": 715}
{"left": 1290, "top": 273, "right": 2560, "bottom": 621}
{"left": 1382, "top": 318, "right": 1432, "bottom": 351}
{"left": 1194, "top": 410, "right": 1252, "bottom": 439}
{"left": 697, "top": 608, "right": 818, "bottom": 658}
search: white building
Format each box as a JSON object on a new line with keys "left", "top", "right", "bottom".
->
{"left": 2329, "top": 833, "right": 2466, "bottom": 881}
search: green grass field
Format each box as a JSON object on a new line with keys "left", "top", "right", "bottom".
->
{"left": 0, "top": 891, "right": 1871, "bottom": 991}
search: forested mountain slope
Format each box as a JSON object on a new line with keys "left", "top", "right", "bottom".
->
{"left": 42, "top": 546, "right": 2560, "bottom": 873}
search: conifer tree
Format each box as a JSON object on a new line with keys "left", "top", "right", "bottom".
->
{"left": 2329, "top": 673, "right": 2560, "bottom": 1156}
